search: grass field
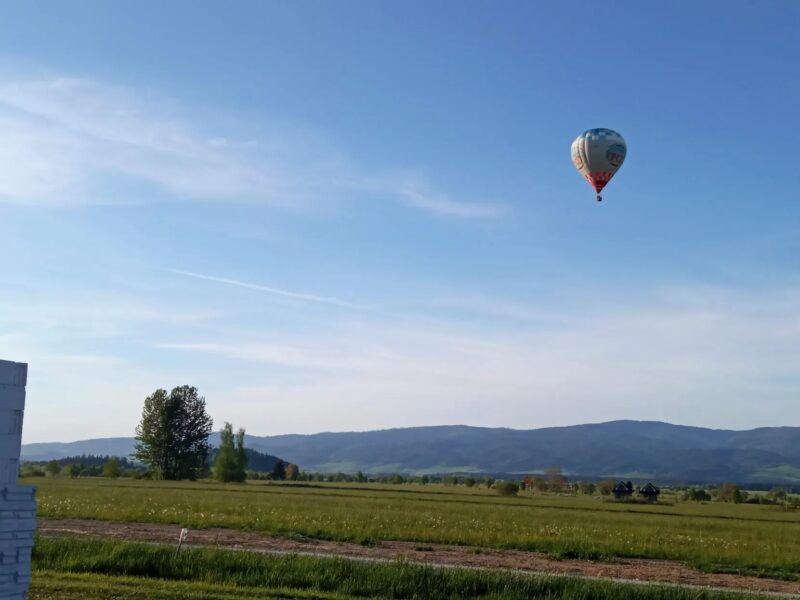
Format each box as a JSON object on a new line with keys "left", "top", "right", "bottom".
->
{"left": 30, "top": 537, "right": 767, "bottom": 600}
{"left": 32, "top": 571, "right": 334, "bottom": 600}
{"left": 34, "top": 478, "right": 800, "bottom": 579}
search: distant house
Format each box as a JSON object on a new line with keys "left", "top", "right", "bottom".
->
{"left": 613, "top": 481, "right": 634, "bottom": 500}
{"left": 639, "top": 483, "right": 661, "bottom": 503}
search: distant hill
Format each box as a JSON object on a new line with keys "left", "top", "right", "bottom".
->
{"left": 21, "top": 421, "right": 800, "bottom": 484}
{"left": 22, "top": 437, "right": 137, "bottom": 462}
{"left": 208, "top": 447, "right": 284, "bottom": 473}
{"left": 21, "top": 434, "right": 283, "bottom": 473}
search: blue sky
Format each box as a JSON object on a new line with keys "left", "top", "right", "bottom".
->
{"left": 1, "top": 2, "right": 798, "bottom": 442}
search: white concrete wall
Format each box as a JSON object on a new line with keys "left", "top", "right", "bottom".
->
{"left": 0, "top": 361, "right": 35, "bottom": 599}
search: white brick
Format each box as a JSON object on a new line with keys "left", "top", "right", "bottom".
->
{"left": 0, "top": 564, "right": 25, "bottom": 576}
{"left": 0, "top": 519, "right": 35, "bottom": 534}
{"left": 0, "top": 389, "right": 23, "bottom": 412}
{"left": 0, "top": 511, "right": 35, "bottom": 520}
{"left": 0, "top": 364, "right": 25, "bottom": 388}
{"left": 0, "top": 551, "right": 28, "bottom": 567}
{"left": 0, "top": 502, "right": 35, "bottom": 514}
{"left": 0, "top": 463, "right": 18, "bottom": 488}
{"left": 0, "top": 545, "right": 33, "bottom": 560}
{"left": 0, "top": 488, "right": 34, "bottom": 503}
{"left": 0, "top": 534, "right": 34, "bottom": 547}
{"left": 0, "top": 410, "right": 24, "bottom": 438}
{"left": 0, "top": 440, "right": 23, "bottom": 465}
{"left": 0, "top": 514, "right": 29, "bottom": 525}
{"left": 0, "top": 505, "right": 35, "bottom": 519}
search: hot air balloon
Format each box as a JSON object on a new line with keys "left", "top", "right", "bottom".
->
{"left": 571, "top": 128, "right": 626, "bottom": 202}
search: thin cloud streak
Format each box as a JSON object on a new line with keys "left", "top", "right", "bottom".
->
{"left": 169, "top": 269, "right": 373, "bottom": 311}
{"left": 154, "top": 283, "right": 800, "bottom": 432}
{"left": 0, "top": 72, "right": 507, "bottom": 218}
{"left": 7, "top": 277, "right": 800, "bottom": 440}
{"left": 395, "top": 179, "right": 508, "bottom": 219}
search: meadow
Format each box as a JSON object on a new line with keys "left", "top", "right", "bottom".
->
{"left": 30, "top": 537, "right": 768, "bottom": 600}
{"left": 34, "top": 478, "right": 800, "bottom": 580}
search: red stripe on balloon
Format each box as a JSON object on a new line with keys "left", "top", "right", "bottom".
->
{"left": 585, "top": 172, "right": 613, "bottom": 193}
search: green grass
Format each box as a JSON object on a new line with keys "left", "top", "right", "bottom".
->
{"left": 35, "top": 478, "right": 800, "bottom": 579}
{"left": 31, "top": 537, "right": 766, "bottom": 600}
{"left": 31, "top": 570, "right": 343, "bottom": 599}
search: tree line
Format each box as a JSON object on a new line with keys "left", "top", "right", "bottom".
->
{"left": 23, "top": 385, "right": 800, "bottom": 503}
{"left": 22, "top": 455, "right": 132, "bottom": 479}
{"left": 133, "top": 385, "right": 297, "bottom": 482}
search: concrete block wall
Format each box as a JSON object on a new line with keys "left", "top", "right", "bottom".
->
{"left": 0, "top": 361, "right": 35, "bottom": 599}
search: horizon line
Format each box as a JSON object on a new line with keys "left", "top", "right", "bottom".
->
{"left": 22, "top": 418, "right": 796, "bottom": 446}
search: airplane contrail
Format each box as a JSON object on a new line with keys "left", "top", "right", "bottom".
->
{"left": 168, "top": 269, "right": 372, "bottom": 311}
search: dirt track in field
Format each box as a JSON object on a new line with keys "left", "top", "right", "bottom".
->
{"left": 38, "top": 518, "right": 800, "bottom": 596}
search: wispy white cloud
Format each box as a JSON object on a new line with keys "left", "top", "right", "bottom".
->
{"left": 156, "top": 284, "right": 800, "bottom": 434}
{"left": 168, "top": 269, "right": 373, "bottom": 311}
{"left": 155, "top": 341, "right": 383, "bottom": 371}
{"left": 395, "top": 179, "right": 508, "bottom": 218}
{"left": 0, "top": 72, "right": 507, "bottom": 218}
{"left": 6, "top": 254, "right": 800, "bottom": 440}
{"left": 0, "top": 297, "right": 222, "bottom": 340}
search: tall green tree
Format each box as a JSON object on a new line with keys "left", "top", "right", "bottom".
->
{"left": 213, "top": 423, "right": 247, "bottom": 483}
{"left": 235, "top": 427, "right": 247, "bottom": 481}
{"left": 134, "top": 386, "right": 213, "bottom": 480}
{"left": 213, "top": 422, "right": 236, "bottom": 482}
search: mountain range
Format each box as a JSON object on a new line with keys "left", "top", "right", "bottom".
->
{"left": 21, "top": 421, "right": 800, "bottom": 484}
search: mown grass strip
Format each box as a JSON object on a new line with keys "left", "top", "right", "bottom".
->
{"left": 87, "top": 480, "right": 800, "bottom": 526}
{"left": 30, "top": 570, "right": 346, "bottom": 600}
{"left": 32, "top": 537, "right": 768, "bottom": 600}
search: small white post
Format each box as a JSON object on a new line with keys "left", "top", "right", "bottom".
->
{"left": 176, "top": 527, "right": 189, "bottom": 556}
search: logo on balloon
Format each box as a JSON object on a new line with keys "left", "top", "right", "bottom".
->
{"left": 572, "top": 152, "right": 584, "bottom": 171}
{"left": 606, "top": 144, "right": 626, "bottom": 168}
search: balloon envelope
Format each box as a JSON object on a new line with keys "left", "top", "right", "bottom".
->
{"left": 571, "top": 128, "right": 626, "bottom": 195}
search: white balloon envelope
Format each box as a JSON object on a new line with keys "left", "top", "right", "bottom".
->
{"left": 571, "top": 128, "right": 627, "bottom": 202}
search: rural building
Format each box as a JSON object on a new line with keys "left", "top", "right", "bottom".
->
{"left": 613, "top": 481, "right": 634, "bottom": 499}
{"left": 639, "top": 482, "right": 661, "bottom": 502}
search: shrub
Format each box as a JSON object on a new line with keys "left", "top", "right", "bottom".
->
{"left": 714, "top": 483, "right": 747, "bottom": 504}
{"left": 20, "top": 465, "right": 45, "bottom": 477}
{"left": 598, "top": 479, "right": 615, "bottom": 496}
{"left": 102, "top": 457, "right": 122, "bottom": 479}
{"left": 495, "top": 480, "right": 520, "bottom": 497}
{"left": 767, "top": 488, "right": 788, "bottom": 502}
{"left": 684, "top": 489, "right": 711, "bottom": 502}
